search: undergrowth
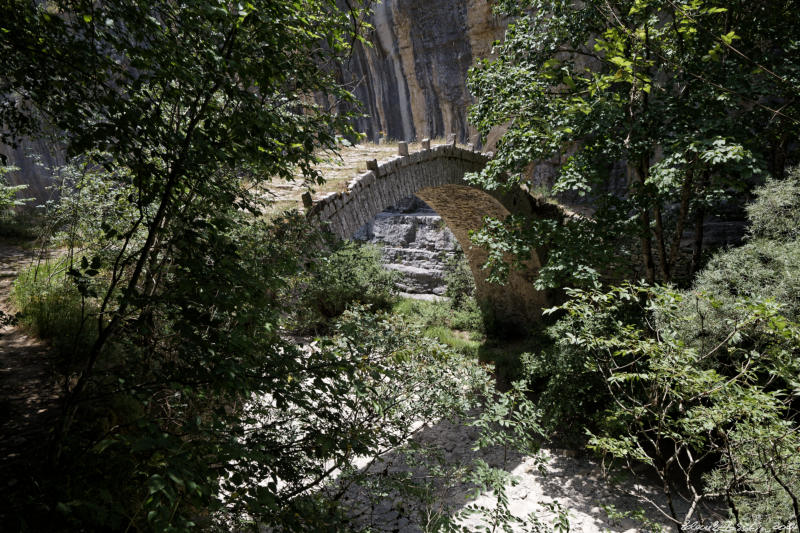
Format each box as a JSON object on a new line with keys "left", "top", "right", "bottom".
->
{"left": 11, "top": 257, "right": 98, "bottom": 363}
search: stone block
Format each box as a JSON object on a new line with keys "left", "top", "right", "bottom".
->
{"left": 378, "top": 182, "right": 391, "bottom": 211}
{"left": 398, "top": 141, "right": 409, "bottom": 156}
{"left": 320, "top": 203, "right": 333, "bottom": 219}
{"left": 360, "top": 171, "right": 376, "bottom": 187}
{"left": 301, "top": 191, "right": 313, "bottom": 209}
{"left": 421, "top": 138, "right": 431, "bottom": 150}
{"left": 366, "top": 159, "right": 379, "bottom": 172}
{"left": 329, "top": 217, "right": 341, "bottom": 237}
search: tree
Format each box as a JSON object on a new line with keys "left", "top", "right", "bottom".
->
{"left": 525, "top": 170, "right": 800, "bottom": 530}
{"left": 1, "top": 0, "right": 368, "bottom": 386}
{"left": 468, "top": 0, "right": 800, "bottom": 286}
{"left": 0, "top": 0, "right": 379, "bottom": 528}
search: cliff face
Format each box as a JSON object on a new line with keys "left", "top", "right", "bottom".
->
{"left": 5, "top": 1, "right": 501, "bottom": 204}
{"left": 341, "top": 0, "right": 505, "bottom": 144}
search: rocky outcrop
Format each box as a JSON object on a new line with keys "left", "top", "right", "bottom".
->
{"left": 338, "top": 0, "right": 506, "bottom": 144}
{"left": 354, "top": 196, "right": 458, "bottom": 295}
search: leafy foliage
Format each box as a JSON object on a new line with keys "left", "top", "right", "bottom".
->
{"left": 0, "top": 164, "right": 36, "bottom": 240}
{"left": 11, "top": 257, "right": 98, "bottom": 362}
{"left": 444, "top": 250, "right": 476, "bottom": 308}
{"left": 469, "top": 205, "right": 633, "bottom": 290}
{"left": 745, "top": 169, "right": 800, "bottom": 242}
{"left": 524, "top": 173, "right": 800, "bottom": 528}
{"left": 284, "top": 240, "right": 399, "bottom": 334}
{"left": 468, "top": 0, "right": 800, "bottom": 286}
{"left": 0, "top": 0, "right": 383, "bottom": 529}
{"left": 562, "top": 284, "right": 800, "bottom": 530}
{"left": 0, "top": 165, "right": 29, "bottom": 217}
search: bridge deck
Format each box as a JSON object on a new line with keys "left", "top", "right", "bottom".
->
{"left": 260, "top": 140, "right": 437, "bottom": 216}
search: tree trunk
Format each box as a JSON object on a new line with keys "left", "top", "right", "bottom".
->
{"left": 690, "top": 171, "right": 709, "bottom": 276}
{"left": 631, "top": 161, "right": 656, "bottom": 285}
{"left": 654, "top": 202, "right": 669, "bottom": 282}
{"left": 668, "top": 168, "right": 694, "bottom": 278}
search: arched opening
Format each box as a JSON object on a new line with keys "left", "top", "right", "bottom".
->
{"left": 351, "top": 186, "right": 548, "bottom": 332}
{"left": 416, "top": 184, "right": 548, "bottom": 331}
{"left": 308, "top": 145, "right": 561, "bottom": 332}
{"left": 353, "top": 195, "right": 460, "bottom": 298}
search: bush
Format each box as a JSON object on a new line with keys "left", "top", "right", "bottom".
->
{"left": 449, "top": 295, "right": 484, "bottom": 332}
{"left": 0, "top": 165, "right": 30, "bottom": 216}
{"left": 392, "top": 297, "right": 452, "bottom": 328}
{"left": 670, "top": 168, "right": 800, "bottom": 347}
{"left": 283, "top": 240, "right": 399, "bottom": 333}
{"left": 557, "top": 285, "right": 800, "bottom": 530}
{"left": 11, "top": 258, "right": 98, "bottom": 362}
{"left": 393, "top": 296, "right": 485, "bottom": 336}
{"left": 521, "top": 169, "right": 800, "bottom": 527}
{"left": 746, "top": 168, "right": 800, "bottom": 241}
{"left": 0, "top": 165, "right": 38, "bottom": 241}
{"left": 444, "top": 250, "right": 476, "bottom": 308}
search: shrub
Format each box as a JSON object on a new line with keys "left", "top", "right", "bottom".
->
{"left": 556, "top": 285, "right": 800, "bottom": 530}
{"left": 392, "top": 297, "right": 452, "bottom": 329}
{"left": 444, "top": 250, "right": 475, "bottom": 309}
{"left": 283, "top": 240, "right": 399, "bottom": 333}
{"left": 522, "top": 170, "right": 800, "bottom": 527}
{"left": 0, "top": 165, "right": 29, "bottom": 217}
{"left": 11, "top": 258, "right": 98, "bottom": 362}
{"left": 669, "top": 167, "right": 800, "bottom": 348}
{"left": 449, "top": 295, "right": 484, "bottom": 332}
{"left": 0, "top": 165, "right": 38, "bottom": 241}
{"left": 746, "top": 167, "right": 800, "bottom": 241}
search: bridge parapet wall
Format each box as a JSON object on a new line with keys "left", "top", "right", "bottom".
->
{"left": 307, "top": 144, "right": 490, "bottom": 238}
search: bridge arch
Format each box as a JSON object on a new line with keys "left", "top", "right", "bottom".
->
{"left": 306, "top": 144, "right": 566, "bottom": 330}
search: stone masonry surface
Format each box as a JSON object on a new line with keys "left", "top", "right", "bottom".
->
{"left": 306, "top": 143, "right": 571, "bottom": 328}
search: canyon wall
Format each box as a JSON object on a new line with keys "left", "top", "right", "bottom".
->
{"left": 5, "top": 0, "right": 503, "bottom": 204}
{"left": 339, "top": 0, "right": 505, "bottom": 144}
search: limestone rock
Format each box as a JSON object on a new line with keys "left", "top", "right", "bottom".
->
{"left": 354, "top": 195, "right": 459, "bottom": 295}
{"left": 336, "top": 0, "right": 506, "bottom": 144}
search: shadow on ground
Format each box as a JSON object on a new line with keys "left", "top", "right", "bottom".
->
{"left": 332, "top": 411, "right": 682, "bottom": 532}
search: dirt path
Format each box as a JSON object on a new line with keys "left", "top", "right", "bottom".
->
{"left": 0, "top": 242, "right": 61, "bottom": 507}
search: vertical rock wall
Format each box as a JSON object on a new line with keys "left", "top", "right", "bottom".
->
{"left": 340, "top": 0, "right": 505, "bottom": 144}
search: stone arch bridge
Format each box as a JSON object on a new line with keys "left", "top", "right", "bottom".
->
{"left": 306, "top": 141, "right": 568, "bottom": 329}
